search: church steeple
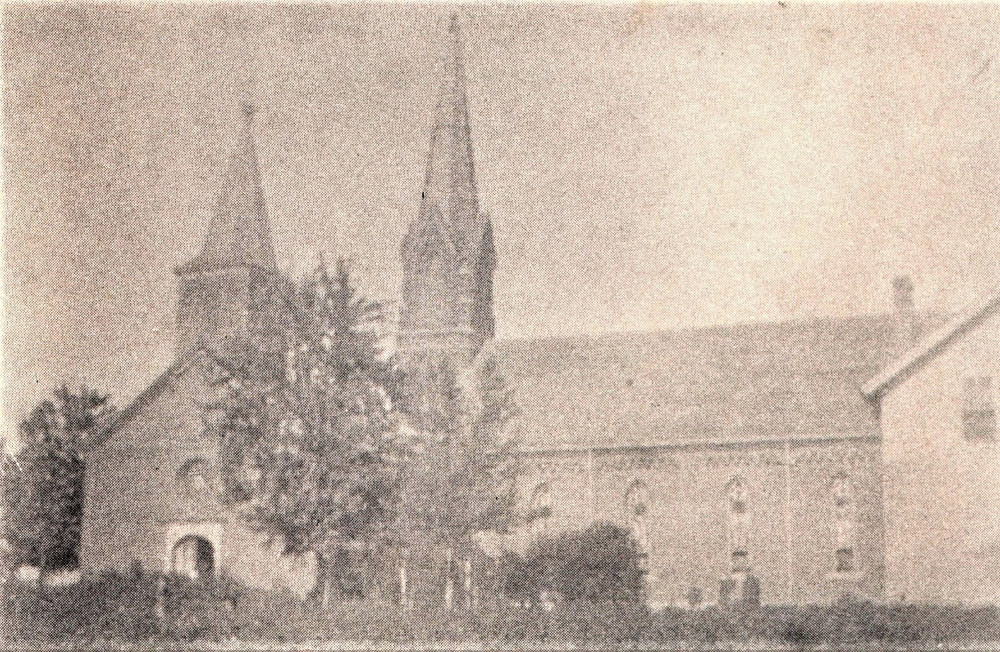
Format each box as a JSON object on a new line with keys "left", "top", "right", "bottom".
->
{"left": 175, "top": 103, "right": 279, "bottom": 356}
{"left": 400, "top": 15, "right": 495, "bottom": 365}
{"left": 417, "top": 14, "right": 482, "bottom": 253}
{"left": 177, "top": 102, "right": 276, "bottom": 275}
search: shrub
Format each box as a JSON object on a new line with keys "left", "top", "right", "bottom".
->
{"left": 551, "top": 599, "right": 653, "bottom": 644}
{"left": 523, "top": 521, "right": 647, "bottom": 605}
{"left": 7, "top": 564, "right": 1000, "bottom": 647}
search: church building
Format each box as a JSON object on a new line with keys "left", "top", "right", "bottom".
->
{"left": 79, "top": 18, "right": 1000, "bottom": 607}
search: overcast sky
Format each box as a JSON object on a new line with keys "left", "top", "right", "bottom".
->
{"left": 3, "top": 3, "right": 999, "bottom": 439}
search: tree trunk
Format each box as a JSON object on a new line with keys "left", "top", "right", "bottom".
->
{"left": 322, "top": 571, "right": 332, "bottom": 610}
{"left": 399, "top": 557, "right": 408, "bottom": 611}
{"left": 464, "top": 557, "right": 472, "bottom": 609}
{"left": 313, "top": 554, "right": 333, "bottom": 610}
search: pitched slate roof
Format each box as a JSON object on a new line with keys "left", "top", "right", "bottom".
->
{"left": 862, "top": 292, "right": 1000, "bottom": 399}
{"left": 85, "top": 347, "right": 233, "bottom": 453}
{"left": 494, "top": 312, "right": 947, "bottom": 452}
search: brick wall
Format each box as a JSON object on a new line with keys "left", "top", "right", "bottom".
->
{"left": 518, "top": 437, "right": 885, "bottom": 606}
{"left": 880, "top": 308, "right": 1000, "bottom": 604}
{"left": 80, "top": 350, "right": 315, "bottom": 595}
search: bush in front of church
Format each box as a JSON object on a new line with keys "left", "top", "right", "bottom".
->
{"left": 524, "top": 520, "right": 647, "bottom": 605}
{"left": 1, "top": 566, "right": 159, "bottom": 642}
{"left": 478, "top": 521, "right": 652, "bottom": 644}
{"left": 6, "top": 562, "right": 1000, "bottom": 645}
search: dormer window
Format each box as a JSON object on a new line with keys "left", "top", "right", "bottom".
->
{"left": 963, "top": 376, "right": 996, "bottom": 440}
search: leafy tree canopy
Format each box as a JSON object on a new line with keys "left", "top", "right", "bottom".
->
{"left": 214, "top": 259, "right": 406, "bottom": 604}
{"left": 399, "top": 352, "right": 519, "bottom": 550}
{"left": 3, "top": 386, "right": 115, "bottom": 571}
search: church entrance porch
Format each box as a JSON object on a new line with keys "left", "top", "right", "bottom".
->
{"left": 171, "top": 535, "right": 214, "bottom": 579}
{"left": 163, "top": 522, "right": 223, "bottom": 579}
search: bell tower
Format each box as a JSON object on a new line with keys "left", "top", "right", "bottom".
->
{"left": 175, "top": 103, "right": 279, "bottom": 357}
{"left": 399, "top": 16, "right": 495, "bottom": 370}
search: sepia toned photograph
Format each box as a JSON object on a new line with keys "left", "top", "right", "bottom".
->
{"left": 2, "top": 3, "right": 1000, "bottom": 649}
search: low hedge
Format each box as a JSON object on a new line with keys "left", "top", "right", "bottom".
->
{"left": 2, "top": 569, "right": 159, "bottom": 643}
{"left": 645, "top": 598, "right": 1000, "bottom": 647}
{"left": 5, "top": 572, "right": 1000, "bottom": 647}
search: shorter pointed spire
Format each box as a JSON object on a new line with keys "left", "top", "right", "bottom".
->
{"left": 177, "top": 103, "right": 276, "bottom": 274}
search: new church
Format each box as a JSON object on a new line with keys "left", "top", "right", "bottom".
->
{"left": 80, "top": 18, "right": 1000, "bottom": 607}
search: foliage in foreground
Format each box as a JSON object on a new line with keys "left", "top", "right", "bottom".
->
{"left": 522, "top": 521, "right": 647, "bottom": 605}
{"left": 213, "top": 260, "right": 406, "bottom": 607}
{"left": 2, "top": 386, "right": 115, "bottom": 574}
{"left": 5, "top": 568, "right": 1000, "bottom": 647}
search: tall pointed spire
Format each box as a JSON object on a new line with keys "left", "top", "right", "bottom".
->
{"left": 399, "top": 15, "right": 495, "bottom": 365}
{"left": 178, "top": 102, "right": 276, "bottom": 274}
{"left": 417, "top": 13, "right": 481, "bottom": 254}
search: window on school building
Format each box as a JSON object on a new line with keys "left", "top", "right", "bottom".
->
{"left": 831, "top": 474, "right": 856, "bottom": 573}
{"left": 625, "top": 480, "right": 651, "bottom": 566}
{"left": 963, "top": 376, "right": 996, "bottom": 440}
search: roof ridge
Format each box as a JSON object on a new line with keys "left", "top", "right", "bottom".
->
{"left": 496, "top": 311, "right": 921, "bottom": 347}
{"left": 862, "top": 292, "right": 1000, "bottom": 398}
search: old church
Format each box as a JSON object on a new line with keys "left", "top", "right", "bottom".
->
{"left": 80, "top": 18, "right": 1000, "bottom": 607}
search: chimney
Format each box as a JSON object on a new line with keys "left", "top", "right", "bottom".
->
{"left": 893, "top": 275, "right": 919, "bottom": 348}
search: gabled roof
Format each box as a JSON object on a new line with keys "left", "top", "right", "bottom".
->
{"left": 85, "top": 347, "right": 233, "bottom": 453}
{"left": 494, "top": 312, "right": 947, "bottom": 452}
{"left": 862, "top": 292, "right": 1000, "bottom": 400}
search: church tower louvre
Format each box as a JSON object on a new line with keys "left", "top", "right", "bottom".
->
{"left": 175, "top": 102, "right": 280, "bottom": 357}
{"left": 399, "top": 15, "right": 496, "bottom": 369}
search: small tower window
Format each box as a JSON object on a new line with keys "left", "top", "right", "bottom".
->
{"left": 177, "top": 458, "right": 211, "bottom": 495}
{"left": 726, "top": 477, "right": 750, "bottom": 574}
{"left": 963, "top": 376, "right": 996, "bottom": 440}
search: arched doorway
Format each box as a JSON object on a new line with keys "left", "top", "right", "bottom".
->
{"left": 171, "top": 535, "right": 214, "bottom": 579}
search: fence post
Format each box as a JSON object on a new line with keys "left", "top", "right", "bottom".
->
{"left": 444, "top": 547, "right": 454, "bottom": 611}
{"left": 154, "top": 574, "right": 166, "bottom": 629}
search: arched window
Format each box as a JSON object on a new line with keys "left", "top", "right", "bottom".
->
{"left": 726, "top": 477, "right": 750, "bottom": 574}
{"left": 831, "top": 474, "right": 856, "bottom": 573}
{"left": 625, "top": 481, "right": 651, "bottom": 562}
{"left": 177, "top": 458, "right": 210, "bottom": 495}
{"left": 528, "top": 482, "right": 553, "bottom": 538}
{"left": 171, "top": 535, "right": 214, "bottom": 579}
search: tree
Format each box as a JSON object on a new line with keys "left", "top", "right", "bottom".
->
{"left": 215, "top": 259, "right": 406, "bottom": 607}
{"left": 399, "top": 352, "right": 519, "bottom": 608}
{"left": 2, "top": 387, "right": 114, "bottom": 576}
